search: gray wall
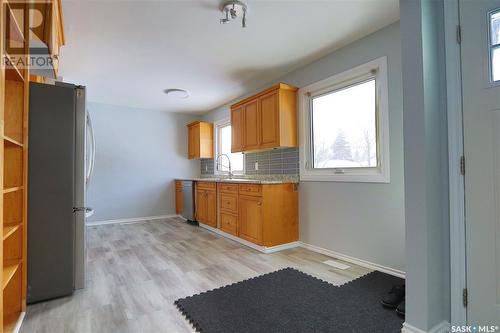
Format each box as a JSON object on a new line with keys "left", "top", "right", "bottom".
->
{"left": 400, "top": 0, "right": 450, "bottom": 330}
{"left": 203, "top": 22, "right": 406, "bottom": 272}
{"left": 86, "top": 102, "right": 198, "bottom": 222}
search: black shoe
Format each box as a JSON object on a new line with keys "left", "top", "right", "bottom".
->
{"left": 396, "top": 299, "right": 405, "bottom": 317}
{"left": 381, "top": 284, "right": 405, "bottom": 309}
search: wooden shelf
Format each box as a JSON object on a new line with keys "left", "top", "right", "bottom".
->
{"left": 5, "top": 2, "right": 24, "bottom": 44}
{"left": 4, "top": 136, "right": 23, "bottom": 148}
{"left": 3, "top": 186, "right": 23, "bottom": 194}
{"left": 3, "top": 224, "right": 22, "bottom": 241}
{"left": 4, "top": 53, "right": 25, "bottom": 82}
{"left": 2, "top": 260, "right": 21, "bottom": 290}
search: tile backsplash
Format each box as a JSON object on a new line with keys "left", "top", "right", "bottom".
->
{"left": 245, "top": 148, "right": 299, "bottom": 175}
{"left": 200, "top": 147, "right": 299, "bottom": 176}
{"left": 200, "top": 158, "right": 214, "bottom": 175}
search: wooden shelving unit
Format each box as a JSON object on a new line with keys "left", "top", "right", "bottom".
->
{"left": 1, "top": 0, "right": 30, "bottom": 332}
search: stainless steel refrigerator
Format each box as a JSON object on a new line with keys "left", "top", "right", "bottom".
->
{"left": 27, "top": 82, "right": 95, "bottom": 303}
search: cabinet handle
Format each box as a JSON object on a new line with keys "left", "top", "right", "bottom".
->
{"left": 257, "top": 202, "right": 262, "bottom": 206}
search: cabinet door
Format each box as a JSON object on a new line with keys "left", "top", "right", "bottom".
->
{"left": 206, "top": 191, "right": 217, "bottom": 228}
{"left": 231, "top": 106, "right": 243, "bottom": 153}
{"left": 196, "top": 190, "right": 206, "bottom": 223}
{"left": 243, "top": 100, "right": 260, "bottom": 150}
{"left": 188, "top": 124, "right": 200, "bottom": 159}
{"left": 175, "top": 188, "right": 183, "bottom": 215}
{"left": 239, "top": 195, "right": 263, "bottom": 244}
{"left": 220, "top": 212, "right": 238, "bottom": 236}
{"left": 260, "top": 91, "right": 280, "bottom": 148}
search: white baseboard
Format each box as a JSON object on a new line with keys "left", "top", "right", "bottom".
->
{"left": 402, "top": 321, "right": 450, "bottom": 333}
{"left": 265, "top": 241, "right": 301, "bottom": 253}
{"left": 86, "top": 214, "right": 180, "bottom": 226}
{"left": 198, "top": 223, "right": 300, "bottom": 254}
{"left": 197, "top": 223, "right": 405, "bottom": 277}
{"left": 299, "top": 241, "right": 406, "bottom": 279}
{"left": 12, "top": 312, "right": 25, "bottom": 333}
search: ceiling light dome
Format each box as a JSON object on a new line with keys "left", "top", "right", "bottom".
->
{"left": 164, "top": 88, "right": 190, "bottom": 99}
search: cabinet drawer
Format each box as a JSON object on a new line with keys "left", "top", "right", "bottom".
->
{"left": 239, "top": 184, "right": 262, "bottom": 196}
{"left": 197, "top": 181, "right": 216, "bottom": 191}
{"left": 219, "top": 183, "right": 238, "bottom": 194}
{"left": 220, "top": 193, "right": 238, "bottom": 213}
{"left": 220, "top": 212, "right": 238, "bottom": 236}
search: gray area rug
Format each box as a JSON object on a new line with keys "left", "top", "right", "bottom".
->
{"left": 175, "top": 267, "right": 404, "bottom": 333}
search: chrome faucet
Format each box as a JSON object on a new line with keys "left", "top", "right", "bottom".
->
{"left": 216, "top": 154, "right": 233, "bottom": 179}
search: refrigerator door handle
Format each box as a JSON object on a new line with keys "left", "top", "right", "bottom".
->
{"left": 86, "top": 111, "right": 96, "bottom": 186}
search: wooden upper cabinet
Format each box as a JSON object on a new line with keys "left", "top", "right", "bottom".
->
{"left": 29, "top": 0, "right": 66, "bottom": 79}
{"left": 243, "top": 100, "right": 260, "bottom": 151}
{"left": 231, "top": 106, "right": 243, "bottom": 153}
{"left": 230, "top": 83, "right": 298, "bottom": 152}
{"left": 187, "top": 121, "right": 213, "bottom": 159}
{"left": 260, "top": 90, "right": 279, "bottom": 149}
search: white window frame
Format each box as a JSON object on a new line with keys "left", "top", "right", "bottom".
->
{"left": 214, "top": 117, "right": 245, "bottom": 176}
{"left": 299, "top": 56, "right": 390, "bottom": 183}
{"left": 488, "top": 7, "right": 500, "bottom": 84}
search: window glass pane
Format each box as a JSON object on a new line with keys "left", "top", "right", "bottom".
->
{"left": 493, "top": 47, "right": 500, "bottom": 82}
{"left": 312, "top": 79, "right": 377, "bottom": 169}
{"left": 491, "top": 10, "right": 500, "bottom": 46}
{"left": 218, "top": 125, "right": 244, "bottom": 173}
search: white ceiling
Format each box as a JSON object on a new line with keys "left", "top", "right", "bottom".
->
{"left": 59, "top": 0, "right": 399, "bottom": 114}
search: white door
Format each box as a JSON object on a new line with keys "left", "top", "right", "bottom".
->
{"left": 461, "top": 0, "right": 500, "bottom": 324}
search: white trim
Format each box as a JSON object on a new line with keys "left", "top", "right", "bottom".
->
{"left": 299, "top": 241, "right": 405, "bottom": 279}
{"left": 402, "top": 321, "right": 450, "bottom": 333}
{"left": 199, "top": 222, "right": 405, "bottom": 277}
{"left": 86, "top": 214, "right": 180, "bottom": 226}
{"left": 298, "top": 56, "right": 391, "bottom": 183}
{"left": 485, "top": 7, "right": 500, "bottom": 88}
{"left": 213, "top": 117, "right": 245, "bottom": 176}
{"left": 444, "top": 0, "right": 467, "bottom": 326}
{"left": 199, "top": 223, "right": 300, "bottom": 254}
{"left": 11, "top": 312, "right": 26, "bottom": 333}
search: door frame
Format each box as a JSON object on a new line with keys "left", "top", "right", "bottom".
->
{"left": 444, "top": 0, "right": 467, "bottom": 326}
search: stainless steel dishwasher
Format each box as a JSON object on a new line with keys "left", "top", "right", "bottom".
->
{"left": 181, "top": 181, "right": 198, "bottom": 225}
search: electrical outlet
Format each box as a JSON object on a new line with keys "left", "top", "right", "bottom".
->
{"left": 255, "top": 162, "right": 259, "bottom": 171}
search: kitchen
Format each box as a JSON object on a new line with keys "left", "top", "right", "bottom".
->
{"left": 177, "top": 83, "right": 300, "bottom": 253}
{"left": 0, "top": 0, "right": 491, "bottom": 332}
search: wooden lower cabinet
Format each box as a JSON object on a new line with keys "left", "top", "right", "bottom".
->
{"left": 238, "top": 195, "right": 263, "bottom": 244}
{"left": 215, "top": 182, "right": 298, "bottom": 247}
{"left": 175, "top": 181, "right": 183, "bottom": 215}
{"left": 195, "top": 189, "right": 206, "bottom": 222}
{"left": 220, "top": 212, "right": 238, "bottom": 236}
{"left": 195, "top": 183, "right": 217, "bottom": 228}
{"left": 205, "top": 191, "right": 217, "bottom": 227}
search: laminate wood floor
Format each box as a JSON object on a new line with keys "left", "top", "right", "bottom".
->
{"left": 21, "top": 217, "right": 371, "bottom": 333}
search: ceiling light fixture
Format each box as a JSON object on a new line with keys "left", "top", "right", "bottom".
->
{"left": 220, "top": 0, "right": 248, "bottom": 28}
{"left": 164, "top": 88, "right": 190, "bottom": 99}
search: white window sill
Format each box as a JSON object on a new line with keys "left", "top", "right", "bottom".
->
{"left": 300, "top": 169, "right": 390, "bottom": 183}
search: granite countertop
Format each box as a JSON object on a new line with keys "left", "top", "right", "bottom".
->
{"left": 175, "top": 176, "right": 299, "bottom": 184}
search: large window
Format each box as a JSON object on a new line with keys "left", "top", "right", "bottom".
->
{"left": 489, "top": 8, "right": 500, "bottom": 82}
{"left": 215, "top": 120, "right": 244, "bottom": 175}
{"left": 299, "top": 57, "right": 390, "bottom": 183}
